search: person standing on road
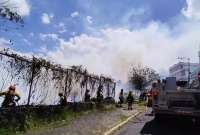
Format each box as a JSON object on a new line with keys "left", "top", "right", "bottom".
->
{"left": 127, "top": 91, "right": 134, "bottom": 110}
{"left": 119, "top": 89, "right": 124, "bottom": 107}
{"left": 97, "top": 85, "right": 103, "bottom": 103}
{"left": 156, "top": 79, "right": 162, "bottom": 91}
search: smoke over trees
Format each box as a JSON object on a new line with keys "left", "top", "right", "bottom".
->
{"left": 129, "top": 65, "right": 160, "bottom": 91}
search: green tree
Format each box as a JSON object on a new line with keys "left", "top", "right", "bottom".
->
{"left": 129, "top": 65, "right": 159, "bottom": 91}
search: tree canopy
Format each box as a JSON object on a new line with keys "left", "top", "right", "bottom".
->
{"left": 129, "top": 65, "right": 159, "bottom": 91}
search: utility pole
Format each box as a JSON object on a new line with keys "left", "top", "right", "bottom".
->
{"left": 27, "top": 57, "right": 36, "bottom": 105}
{"left": 198, "top": 45, "right": 200, "bottom": 65}
{"left": 187, "top": 58, "right": 191, "bottom": 87}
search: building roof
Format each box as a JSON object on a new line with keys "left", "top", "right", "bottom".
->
{"left": 169, "top": 62, "right": 199, "bottom": 72}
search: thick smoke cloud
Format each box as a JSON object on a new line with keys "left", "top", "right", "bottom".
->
{"left": 46, "top": 19, "right": 200, "bottom": 82}
{"left": 0, "top": 38, "right": 9, "bottom": 49}
{"left": 44, "top": 0, "right": 200, "bottom": 82}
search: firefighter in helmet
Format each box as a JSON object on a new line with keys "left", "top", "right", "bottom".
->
{"left": 127, "top": 91, "right": 134, "bottom": 110}
{"left": 58, "top": 92, "right": 67, "bottom": 106}
{"left": 119, "top": 89, "right": 124, "bottom": 107}
{"left": 152, "top": 82, "right": 159, "bottom": 104}
{"left": 0, "top": 85, "right": 20, "bottom": 107}
{"left": 84, "top": 89, "right": 91, "bottom": 102}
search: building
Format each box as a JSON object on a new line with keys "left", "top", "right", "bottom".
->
{"left": 192, "top": 50, "right": 200, "bottom": 80}
{"left": 169, "top": 62, "right": 199, "bottom": 81}
{"left": 190, "top": 67, "right": 200, "bottom": 81}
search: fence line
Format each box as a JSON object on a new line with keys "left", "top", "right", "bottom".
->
{"left": 0, "top": 50, "right": 116, "bottom": 105}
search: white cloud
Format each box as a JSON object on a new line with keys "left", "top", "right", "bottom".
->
{"left": 41, "top": 13, "right": 54, "bottom": 24}
{"left": 182, "top": 0, "right": 200, "bottom": 20}
{"left": 71, "top": 11, "right": 79, "bottom": 18}
{"left": 23, "top": 39, "right": 31, "bottom": 46}
{"left": 57, "top": 22, "right": 67, "bottom": 33}
{"left": 0, "top": 38, "right": 10, "bottom": 49}
{"left": 5, "top": 0, "right": 31, "bottom": 16}
{"left": 49, "top": 13, "right": 54, "bottom": 19}
{"left": 86, "top": 16, "right": 93, "bottom": 24}
{"left": 29, "top": 32, "right": 34, "bottom": 37}
{"left": 58, "top": 22, "right": 65, "bottom": 27}
{"left": 59, "top": 29, "right": 67, "bottom": 34}
{"left": 71, "top": 32, "right": 76, "bottom": 36}
{"left": 122, "top": 7, "right": 150, "bottom": 27}
{"left": 39, "top": 33, "right": 59, "bottom": 41}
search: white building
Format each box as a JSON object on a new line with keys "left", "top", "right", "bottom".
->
{"left": 192, "top": 50, "right": 200, "bottom": 81}
{"left": 169, "top": 62, "right": 199, "bottom": 81}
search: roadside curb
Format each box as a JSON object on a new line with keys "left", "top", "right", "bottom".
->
{"left": 104, "top": 111, "right": 141, "bottom": 135}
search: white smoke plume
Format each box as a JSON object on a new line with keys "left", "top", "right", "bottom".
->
{"left": 45, "top": 19, "right": 200, "bottom": 84}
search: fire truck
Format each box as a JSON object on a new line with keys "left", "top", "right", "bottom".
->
{"left": 153, "top": 77, "right": 200, "bottom": 122}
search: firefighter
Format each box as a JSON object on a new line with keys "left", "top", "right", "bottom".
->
{"left": 152, "top": 82, "right": 159, "bottom": 104}
{"left": 119, "top": 89, "right": 124, "bottom": 107}
{"left": 97, "top": 85, "right": 103, "bottom": 103}
{"left": 127, "top": 91, "right": 134, "bottom": 110}
{"left": 147, "top": 89, "right": 153, "bottom": 107}
{"left": 84, "top": 89, "right": 91, "bottom": 102}
{"left": 58, "top": 93, "right": 67, "bottom": 106}
{"left": 156, "top": 79, "right": 162, "bottom": 91}
{"left": 0, "top": 85, "right": 20, "bottom": 107}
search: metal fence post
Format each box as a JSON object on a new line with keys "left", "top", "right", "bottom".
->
{"left": 64, "top": 70, "right": 69, "bottom": 97}
{"left": 112, "top": 82, "right": 116, "bottom": 98}
{"left": 107, "top": 82, "right": 110, "bottom": 97}
{"left": 85, "top": 76, "right": 88, "bottom": 90}
{"left": 27, "top": 57, "right": 35, "bottom": 106}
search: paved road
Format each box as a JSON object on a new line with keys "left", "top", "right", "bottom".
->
{"left": 114, "top": 110, "right": 200, "bottom": 135}
{"left": 25, "top": 107, "right": 138, "bottom": 135}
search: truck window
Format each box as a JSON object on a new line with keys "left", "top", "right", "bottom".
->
{"left": 176, "top": 81, "right": 187, "bottom": 88}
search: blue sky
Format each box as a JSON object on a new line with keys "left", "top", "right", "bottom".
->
{"left": 1, "top": 0, "right": 200, "bottom": 81}
{"left": 0, "top": 0, "right": 187, "bottom": 52}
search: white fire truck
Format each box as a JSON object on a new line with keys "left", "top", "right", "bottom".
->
{"left": 153, "top": 77, "right": 200, "bottom": 122}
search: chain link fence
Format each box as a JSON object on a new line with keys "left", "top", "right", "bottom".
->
{"left": 0, "top": 50, "right": 116, "bottom": 106}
